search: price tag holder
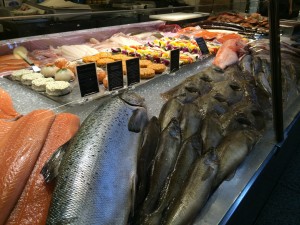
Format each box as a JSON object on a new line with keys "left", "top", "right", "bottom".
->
{"left": 107, "top": 61, "right": 124, "bottom": 91}
{"left": 126, "top": 58, "right": 140, "bottom": 87}
{"left": 170, "top": 49, "right": 180, "bottom": 73}
{"left": 76, "top": 63, "right": 99, "bottom": 97}
{"left": 195, "top": 37, "right": 210, "bottom": 55}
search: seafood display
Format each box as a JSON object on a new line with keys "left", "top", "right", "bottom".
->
{"left": 1, "top": 16, "right": 300, "bottom": 225}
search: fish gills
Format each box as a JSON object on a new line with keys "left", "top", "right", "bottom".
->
{"left": 0, "top": 110, "right": 55, "bottom": 225}
{"left": 0, "top": 87, "right": 21, "bottom": 120}
{"left": 213, "top": 130, "right": 258, "bottom": 189}
{"left": 141, "top": 119, "right": 181, "bottom": 215}
{"left": 141, "top": 135, "right": 203, "bottom": 225}
{"left": 159, "top": 98, "right": 183, "bottom": 131}
{"left": 6, "top": 113, "right": 80, "bottom": 225}
{"left": 161, "top": 150, "right": 219, "bottom": 225}
{"left": 47, "top": 94, "right": 147, "bottom": 225}
{"left": 135, "top": 116, "right": 161, "bottom": 209}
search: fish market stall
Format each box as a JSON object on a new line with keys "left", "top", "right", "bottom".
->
{"left": 0, "top": 12, "right": 300, "bottom": 225}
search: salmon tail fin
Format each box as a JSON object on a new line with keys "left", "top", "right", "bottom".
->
{"left": 41, "top": 142, "right": 69, "bottom": 183}
{"left": 128, "top": 108, "right": 148, "bottom": 133}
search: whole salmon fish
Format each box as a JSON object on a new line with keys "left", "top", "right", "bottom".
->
{"left": 46, "top": 91, "right": 148, "bottom": 225}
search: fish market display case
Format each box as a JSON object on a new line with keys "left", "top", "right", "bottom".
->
{"left": 1, "top": 2, "right": 300, "bottom": 224}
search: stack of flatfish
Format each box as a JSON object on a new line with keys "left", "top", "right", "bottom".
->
{"left": 132, "top": 51, "right": 300, "bottom": 225}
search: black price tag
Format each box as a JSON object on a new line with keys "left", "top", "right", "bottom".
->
{"left": 170, "top": 49, "right": 180, "bottom": 73}
{"left": 107, "top": 61, "right": 124, "bottom": 91}
{"left": 126, "top": 58, "right": 140, "bottom": 87}
{"left": 76, "top": 63, "right": 99, "bottom": 97}
{"left": 195, "top": 37, "right": 210, "bottom": 55}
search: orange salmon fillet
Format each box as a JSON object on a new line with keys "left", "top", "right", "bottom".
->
{"left": 0, "top": 110, "right": 55, "bottom": 225}
{"left": 6, "top": 113, "right": 80, "bottom": 225}
{"left": 0, "top": 88, "right": 21, "bottom": 120}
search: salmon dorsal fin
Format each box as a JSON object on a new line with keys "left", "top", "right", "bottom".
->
{"left": 41, "top": 142, "right": 69, "bottom": 183}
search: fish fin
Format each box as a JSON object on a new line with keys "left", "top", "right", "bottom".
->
{"left": 40, "top": 142, "right": 69, "bottom": 183}
{"left": 230, "top": 82, "right": 241, "bottom": 91}
{"left": 213, "top": 65, "right": 224, "bottom": 73}
{"left": 214, "top": 93, "right": 226, "bottom": 102}
{"left": 236, "top": 113, "right": 252, "bottom": 126}
{"left": 130, "top": 174, "right": 137, "bottom": 217}
{"left": 225, "top": 170, "right": 236, "bottom": 181}
{"left": 128, "top": 108, "right": 148, "bottom": 133}
{"left": 200, "top": 74, "right": 213, "bottom": 82}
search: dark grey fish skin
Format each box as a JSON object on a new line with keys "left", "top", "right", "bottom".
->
{"left": 140, "top": 135, "right": 203, "bottom": 225}
{"left": 141, "top": 119, "right": 181, "bottom": 215}
{"left": 135, "top": 116, "right": 161, "bottom": 210}
{"left": 47, "top": 92, "right": 148, "bottom": 225}
{"left": 159, "top": 98, "right": 183, "bottom": 131}
{"left": 179, "top": 103, "right": 203, "bottom": 141}
{"left": 281, "top": 62, "right": 299, "bottom": 105}
{"left": 284, "top": 61, "right": 300, "bottom": 90}
{"left": 121, "top": 90, "right": 146, "bottom": 107}
{"left": 252, "top": 56, "right": 263, "bottom": 76}
{"left": 160, "top": 74, "right": 212, "bottom": 102}
{"left": 256, "top": 72, "right": 272, "bottom": 97}
{"left": 222, "top": 100, "right": 266, "bottom": 132}
{"left": 161, "top": 150, "right": 219, "bottom": 225}
{"left": 239, "top": 54, "right": 252, "bottom": 74}
{"left": 213, "top": 129, "right": 258, "bottom": 189}
{"left": 194, "top": 93, "right": 229, "bottom": 117}
{"left": 200, "top": 114, "right": 223, "bottom": 153}
{"left": 261, "top": 58, "right": 271, "bottom": 82}
{"left": 199, "top": 66, "right": 226, "bottom": 83}
{"left": 211, "top": 80, "right": 244, "bottom": 106}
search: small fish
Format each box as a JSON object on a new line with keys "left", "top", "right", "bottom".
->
{"left": 159, "top": 98, "right": 183, "bottom": 131}
{"left": 140, "top": 118, "right": 181, "bottom": 216}
{"left": 141, "top": 135, "right": 203, "bottom": 225}
{"left": 213, "top": 129, "right": 259, "bottom": 189}
{"left": 161, "top": 150, "right": 219, "bottom": 225}
{"left": 135, "top": 116, "right": 161, "bottom": 210}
